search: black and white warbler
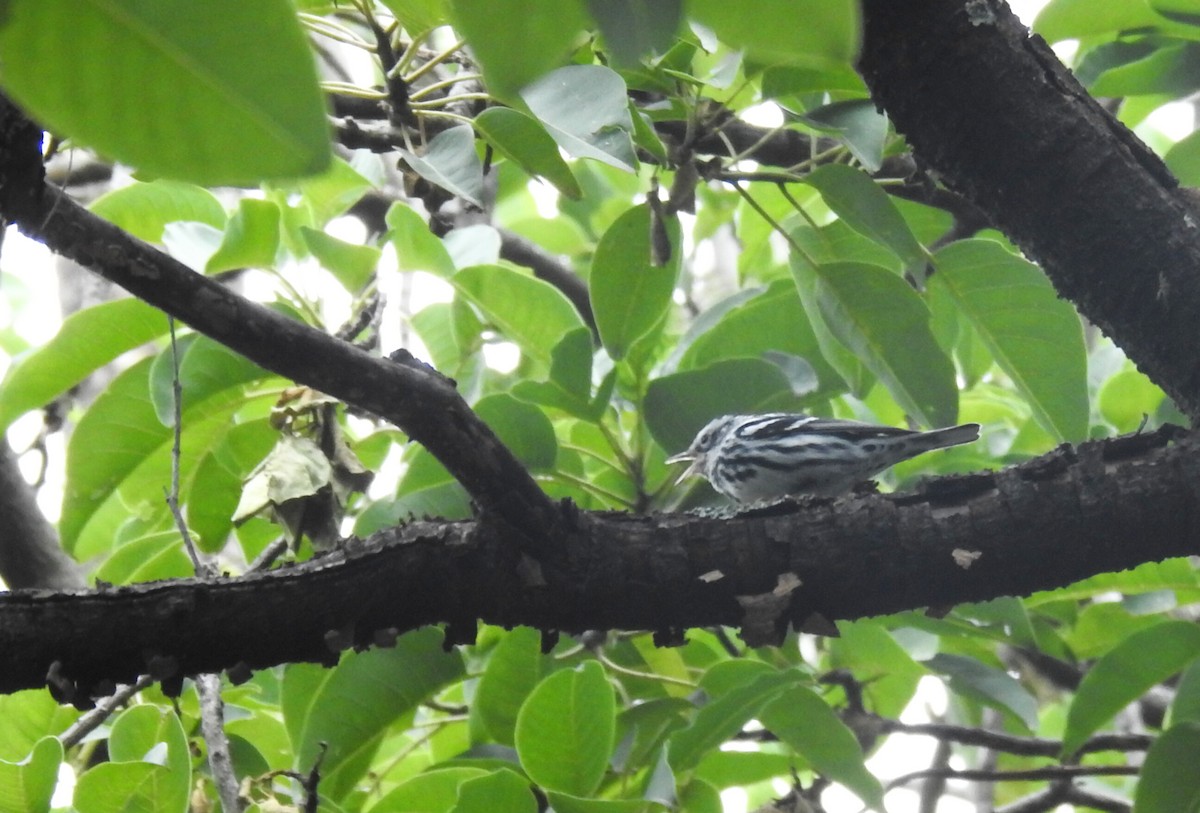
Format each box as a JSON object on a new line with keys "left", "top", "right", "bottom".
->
{"left": 666, "top": 413, "right": 980, "bottom": 502}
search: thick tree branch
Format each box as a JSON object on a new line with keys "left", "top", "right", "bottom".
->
{"left": 4, "top": 428, "right": 1197, "bottom": 700}
{"left": 860, "top": 0, "right": 1200, "bottom": 420}
{"left": 0, "top": 95, "right": 563, "bottom": 558}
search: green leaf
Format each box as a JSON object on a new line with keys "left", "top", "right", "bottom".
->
{"left": 803, "top": 101, "right": 888, "bottom": 173}
{"left": 94, "top": 531, "right": 194, "bottom": 584}
{"left": 932, "top": 239, "right": 1087, "bottom": 442}
{"left": 792, "top": 259, "right": 958, "bottom": 428}
{"left": 590, "top": 204, "right": 680, "bottom": 360}
{"left": 399, "top": 125, "right": 485, "bottom": 207}
{"left": 147, "top": 334, "right": 268, "bottom": 428}
{"left": 371, "top": 767, "right": 488, "bottom": 813}
{"left": 830, "top": 621, "right": 924, "bottom": 719}
{"left": 678, "top": 278, "right": 845, "bottom": 397}
{"left": 73, "top": 763, "right": 174, "bottom": 813}
{"left": 761, "top": 686, "right": 885, "bottom": 810}
{"left": 386, "top": 202, "right": 456, "bottom": 278}
{"left": 474, "top": 107, "right": 582, "bottom": 199}
{"left": 585, "top": 0, "right": 683, "bottom": 66}
{"left": 205, "top": 198, "right": 282, "bottom": 273}
{"left": 645, "top": 358, "right": 807, "bottom": 453}
{"left": 1099, "top": 368, "right": 1167, "bottom": 433}
{"left": 0, "top": 737, "right": 61, "bottom": 813}
{"left": 1135, "top": 722, "right": 1200, "bottom": 813}
{"left": 926, "top": 654, "right": 1039, "bottom": 733}
{"left": 453, "top": 264, "right": 585, "bottom": 364}
{"left": 283, "top": 629, "right": 466, "bottom": 800}
{"left": 89, "top": 180, "right": 226, "bottom": 243}
{"left": 1170, "top": 659, "right": 1200, "bottom": 727}
{"left": 513, "top": 328, "right": 613, "bottom": 420}
{"left": 0, "top": 692, "right": 77, "bottom": 761}
{"left": 474, "top": 394, "right": 557, "bottom": 470}
{"left": 64, "top": 343, "right": 270, "bottom": 558}
{"left": 668, "top": 669, "right": 800, "bottom": 773}
{"left": 301, "top": 227, "right": 381, "bottom": 293}
{"left": 515, "top": 662, "right": 615, "bottom": 796}
{"left": 447, "top": 0, "right": 589, "bottom": 102}
{"left": 522, "top": 65, "right": 638, "bottom": 172}
{"left": 474, "top": 628, "right": 545, "bottom": 746}
{"left": 188, "top": 421, "right": 277, "bottom": 552}
{"left": 545, "top": 793, "right": 659, "bottom": 813}
{"left": 381, "top": 0, "right": 448, "bottom": 35}
{"left": 0, "top": 299, "right": 168, "bottom": 433}
{"left": 0, "top": 0, "right": 330, "bottom": 185}
{"left": 1090, "top": 42, "right": 1200, "bottom": 98}
{"left": 1035, "top": 0, "right": 1171, "bottom": 41}
{"left": 74, "top": 706, "right": 191, "bottom": 813}
{"left": 804, "top": 165, "right": 925, "bottom": 269}
{"left": 1062, "top": 621, "right": 1200, "bottom": 756}
{"left": 688, "top": 0, "right": 859, "bottom": 66}
{"left": 452, "top": 770, "right": 538, "bottom": 813}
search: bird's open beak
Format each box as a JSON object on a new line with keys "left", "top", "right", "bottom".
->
{"left": 665, "top": 452, "right": 703, "bottom": 485}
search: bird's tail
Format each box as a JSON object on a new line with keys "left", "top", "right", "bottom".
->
{"left": 919, "top": 423, "right": 981, "bottom": 450}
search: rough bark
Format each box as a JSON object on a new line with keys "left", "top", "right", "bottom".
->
{"left": 860, "top": 0, "right": 1200, "bottom": 420}
{"left": 4, "top": 428, "right": 1197, "bottom": 701}
{"left": 2, "top": 2, "right": 1200, "bottom": 700}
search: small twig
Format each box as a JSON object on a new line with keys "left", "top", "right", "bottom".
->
{"left": 164, "top": 317, "right": 204, "bottom": 573}
{"left": 163, "top": 319, "right": 242, "bottom": 810}
{"left": 877, "top": 718, "right": 1153, "bottom": 758}
{"left": 887, "top": 764, "right": 1139, "bottom": 790}
{"left": 594, "top": 649, "right": 696, "bottom": 688}
{"left": 197, "top": 674, "right": 243, "bottom": 813}
{"left": 59, "top": 675, "right": 154, "bottom": 748}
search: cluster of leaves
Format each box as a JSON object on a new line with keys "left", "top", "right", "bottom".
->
{"left": 0, "top": 0, "right": 1198, "bottom": 810}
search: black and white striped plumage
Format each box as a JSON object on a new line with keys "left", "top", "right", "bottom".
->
{"left": 665, "top": 413, "right": 980, "bottom": 502}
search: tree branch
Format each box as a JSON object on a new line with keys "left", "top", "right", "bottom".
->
{"left": 0, "top": 94, "right": 563, "bottom": 558}
{"left": 860, "top": 0, "right": 1200, "bottom": 420}
{"left": 4, "top": 428, "right": 1197, "bottom": 701}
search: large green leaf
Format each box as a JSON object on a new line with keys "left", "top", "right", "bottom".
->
{"left": 89, "top": 180, "right": 226, "bottom": 243}
{"left": 586, "top": 0, "right": 683, "bottom": 66}
{"left": 522, "top": 65, "right": 638, "bottom": 172}
{"left": 74, "top": 706, "right": 191, "bottom": 813}
{"left": 667, "top": 668, "right": 800, "bottom": 773}
{"left": 1062, "top": 621, "right": 1200, "bottom": 756}
{"left": 644, "top": 358, "right": 809, "bottom": 453}
{"left": 205, "top": 198, "right": 282, "bottom": 274}
{"left": 386, "top": 202, "right": 457, "bottom": 278}
{"left": 0, "top": 737, "right": 60, "bottom": 813}
{"left": 804, "top": 165, "right": 925, "bottom": 267}
{"left": 0, "top": 0, "right": 330, "bottom": 185}
{"left": 370, "top": 767, "right": 488, "bottom": 813}
{"left": 678, "top": 278, "right": 846, "bottom": 398}
{"left": 515, "top": 662, "right": 615, "bottom": 796}
{"left": 925, "top": 654, "right": 1039, "bottom": 733}
{"left": 399, "top": 125, "right": 485, "bottom": 207}
{"left": 447, "top": 0, "right": 589, "bottom": 102}
{"left": 473, "top": 628, "right": 545, "bottom": 746}
{"left": 62, "top": 340, "right": 272, "bottom": 558}
{"left": 452, "top": 770, "right": 538, "bottom": 813}
{"left": 453, "top": 265, "right": 585, "bottom": 364}
{"left": 474, "top": 107, "right": 582, "bottom": 199}
{"left": 1135, "top": 722, "right": 1200, "bottom": 813}
{"left": 688, "top": 0, "right": 859, "bottom": 66}
{"left": 0, "top": 298, "right": 168, "bottom": 432}
{"left": 1035, "top": 0, "right": 1174, "bottom": 42}
{"left": 761, "top": 686, "right": 885, "bottom": 810}
{"left": 931, "top": 239, "right": 1087, "bottom": 442}
{"left": 474, "top": 394, "right": 557, "bottom": 470}
{"left": 589, "top": 203, "right": 680, "bottom": 360}
{"left": 792, "top": 259, "right": 958, "bottom": 428}
{"left": 283, "top": 629, "right": 466, "bottom": 801}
